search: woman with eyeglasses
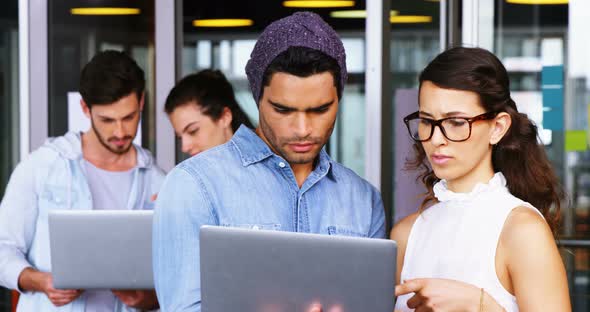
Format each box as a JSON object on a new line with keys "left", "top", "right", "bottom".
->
{"left": 392, "top": 47, "right": 570, "bottom": 312}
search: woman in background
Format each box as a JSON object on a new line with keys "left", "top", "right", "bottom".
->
{"left": 392, "top": 47, "right": 570, "bottom": 311}
{"left": 165, "top": 69, "right": 254, "bottom": 156}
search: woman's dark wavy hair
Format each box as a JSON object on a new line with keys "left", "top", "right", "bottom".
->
{"left": 407, "top": 47, "right": 564, "bottom": 233}
{"left": 165, "top": 69, "right": 254, "bottom": 132}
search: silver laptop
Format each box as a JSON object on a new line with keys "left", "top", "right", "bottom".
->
{"left": 200, "top": 225, "right": 397, "bottom": 312}
{"left": 48, "top": 210, "right": 153, "bottom": 289}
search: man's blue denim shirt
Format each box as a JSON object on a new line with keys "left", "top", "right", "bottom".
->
{"left": 153, "top": 125, "right": 385, "bottom": 311}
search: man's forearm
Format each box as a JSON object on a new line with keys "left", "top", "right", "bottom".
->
{"left": 137, "top": 290, "right": 159, "bottom": 310}
{"left": 112, "top": 289, "right": 159, "bottom": 310}
{"left": 17, "top": 267, "right": 42, "bottom": 292}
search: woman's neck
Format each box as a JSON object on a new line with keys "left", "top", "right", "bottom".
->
{"left": 446, "top": 163, "right": 496, "bottom": 193}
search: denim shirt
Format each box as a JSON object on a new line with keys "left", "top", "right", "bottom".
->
{"left": 153, "top": 126, "right": 385, "bottom": 311}
{"left": 0, "top": 132, "right": 165, "bottom": 312}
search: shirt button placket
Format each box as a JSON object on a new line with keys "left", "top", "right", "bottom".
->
{"left": 277, "top": 160, "right": 299, "bottom": 231}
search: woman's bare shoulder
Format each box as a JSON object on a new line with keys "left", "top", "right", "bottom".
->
{"left": 390, "top": 212, "right": 421, "bottom": 242}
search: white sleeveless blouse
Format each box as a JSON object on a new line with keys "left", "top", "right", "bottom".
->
{"left": 395, "top": 173, "right": 542, "bottom": 312}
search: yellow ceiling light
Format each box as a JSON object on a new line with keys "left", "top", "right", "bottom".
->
{"left": 506, "top": 0, "right": 568, "bottom": 4}
{"left": 70, "top": 7, "right": 140, "bottom": 15}
{"left": 330, "top": 10, "right": 431, "bottom": 23}
{"left": 283, "top": 1, "right": 355, "bottom": 8}
{"left": 330, "top": 10, "right": 399, "bottom": 19}
{"left": 390, "top": 15, "right": 432, "bottom": 23}
{"left": 193, "top": 19, "right": 254, "bottom": 27}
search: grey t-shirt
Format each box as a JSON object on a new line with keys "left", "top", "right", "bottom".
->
{"left": 83, "top": 160, "right": 134, "bottom": 312}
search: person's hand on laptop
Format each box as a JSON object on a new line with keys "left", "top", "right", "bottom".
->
{"left": 395, "top": 278, "right": 505, "bottom": 311}
{"left": 111, "top": 289, "right": 159, "bottom": 309}
{"left": 307, "top": 303, "right": 343, "bottom": 312}
{"left": 309, "top": 303, "right": 400, "bottom": 312}
{"left": 17, "top": 268, "right": 83, "bottom": 307}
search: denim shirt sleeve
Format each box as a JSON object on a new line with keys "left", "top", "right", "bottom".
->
{"left": 368, "top": 186, "right": 386, "bottom": 239}
{"left": 0, "top": 159, "right": 39, "bottom": 291}
{"left": 153, "top": 166, "right": 216, "bottom": 312}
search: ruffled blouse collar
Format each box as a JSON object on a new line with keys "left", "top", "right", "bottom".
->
{"left": 433, "top": 172, "right": 507, "bottom": 202}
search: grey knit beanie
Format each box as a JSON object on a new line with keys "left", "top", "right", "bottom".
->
{"left": 245, "top": 11, "right": 347, "bottom": 104}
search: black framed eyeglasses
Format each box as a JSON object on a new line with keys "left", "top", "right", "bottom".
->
{"left": 403, "top": 111, "right": 499, "bottom": 142}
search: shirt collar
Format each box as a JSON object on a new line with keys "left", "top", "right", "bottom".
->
{"left": 315, "top": 148, "right": 333, "bottom": 176}
{"left": 232, "top": 125, "right": 334, "bottom": 177}
{"left": 433, "top": 172, "right": 507, "bottom": 202}
{"left": 232, "top": 125, "right": 276, "bottom": 166}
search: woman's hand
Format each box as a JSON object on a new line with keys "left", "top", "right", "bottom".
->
{"left": 395, "top": 278, "right": 503, "bottom": 312}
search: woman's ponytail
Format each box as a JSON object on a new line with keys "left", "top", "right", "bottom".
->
{"left": 493, "top": 101, "right": 564, "bottom": 232}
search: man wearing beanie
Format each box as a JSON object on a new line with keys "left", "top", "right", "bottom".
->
{"left": 153, "top": 12, "right": 385, "bottom": 311}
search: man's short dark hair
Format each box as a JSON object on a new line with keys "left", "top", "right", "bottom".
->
{"left": 79, "top": 50, "right": 145, "bottom": 108}
{"left": 261, "top": 46, "right": 342, "bottom": 100}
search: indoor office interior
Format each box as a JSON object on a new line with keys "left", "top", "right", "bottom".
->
{"left": 0, "top": 0, "right": 589, "bottom": 310}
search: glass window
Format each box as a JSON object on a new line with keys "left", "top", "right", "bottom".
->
{"left": 0, "top": 0, "right": 19, "bottom": 310}
{"left": 48, "top": 0, "right": 156, "bottom": 151}
{"left": 494, "top": 0, "right": 589, "bottom": 309}
{"left": 389, "top": 0, "right": 441, "bottom": 223}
